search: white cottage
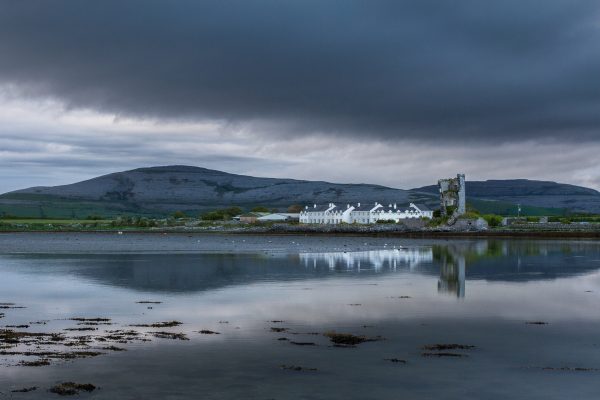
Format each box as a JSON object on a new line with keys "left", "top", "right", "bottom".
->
{"left": 371, "top": 203, "right": 433, "bottom": 222}
{"left": 299, "top": 202, "right": 432, "bottom": 224}
{"left": 299, "top": 203, "right": 348, "bottom": 224}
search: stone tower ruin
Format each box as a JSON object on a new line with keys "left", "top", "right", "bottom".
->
{"left": 438, "top": 173, "right": 466, "bottom": 218}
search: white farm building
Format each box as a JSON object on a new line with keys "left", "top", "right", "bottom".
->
{"left": 299, "top": 202, "right": 433, "bottom": 224}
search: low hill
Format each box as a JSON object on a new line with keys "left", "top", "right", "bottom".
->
{"left": 0, "top": 166, "right": 428, "bottom": 218}
{"left": 2, "top": 167, "right": 599, "bottom": 218}
{"left": 413, "top": 179, "right": 600, "bottom": 214}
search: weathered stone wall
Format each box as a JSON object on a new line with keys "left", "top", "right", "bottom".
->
{"left": 438, "top": 173, "right": 466, "bottom": 221}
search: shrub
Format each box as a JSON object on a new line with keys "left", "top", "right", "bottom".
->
{"left": 172, "top": 211, "right": 187, "bottom": 219}
{"left": 137, "top": 218, "right": 150, "bottom": 227}
{"left": 287, "top": 204, "right": 303, "bottom": 213}
{"left": 427, "top": 216, "right": 449, "bottom": 227}
{"left": 482, "top": 214, "right": 503, "bottom": 227}
{"left": 251, "top": 206, "right": 270, "bottom": 213}
{"left": 0, "top": 213, "right": 20, "bottom": 219}
{"left": 201, "top": 211, "right": 224, "bottom": 221}
{"left": 460, "top": 211, "right": 481, "bottom": 219}
{"left": 200, "top": 206, "right": 243, "bottom": 221}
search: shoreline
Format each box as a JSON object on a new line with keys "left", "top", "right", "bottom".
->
{"left": 2, "top": 231, "right": 599, "bottom": 255}
{"left": 1, "top": 228, "right": 600, "bottom": 239}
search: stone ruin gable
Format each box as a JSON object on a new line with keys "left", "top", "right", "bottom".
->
{"left": 438, "top": 174, "right": 466, "bottom": 218}
{"left": 438, "top": 177, "right": 460, "bottom": 216}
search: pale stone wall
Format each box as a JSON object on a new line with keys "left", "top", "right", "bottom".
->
{"left": 438, "top": 173, "right": 466, "bottom": 218}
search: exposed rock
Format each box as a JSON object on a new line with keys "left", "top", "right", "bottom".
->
{"left": 131, "top": 321, "right": 182, "bottom": 328}
{"left": 11, "top": 387, "right": 38, "bottom": 393}
{"left": 19, "top": 359, "right": 50, "bottom": 367}
{"left": 421, "top": 352, "right": 468, "bottom": 358}
{"left": 150, "top": 331, "right": 189, "bottom": 340}
{"left": 323, "top": 332, "right": 382, "bottom": 346}
{"left": 384, "top": 358, "right": 407, "bottom": 364}
{"left": 541, "top": 366, "right": 600, "bottom": 372}
{"left": 422, "top": 344, "right": 476, "bottom": 351}
{"left": 69, "top": 317, "right": 110, "bottom": 322}
{"left": 49, "top": 382, "right": 96, "bottom": 396}
{"left": 280, "top": 364, "right": 317, "bottom": 371}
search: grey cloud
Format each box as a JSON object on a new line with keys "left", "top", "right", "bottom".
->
{"left": 0, "top": 120, "right": 298, "bottom": 193}
{"left": 0, "top": 131, "right": 290, "bottom": 171}
{"left": 0, "top": 1, "right": 599, "bottom": 141}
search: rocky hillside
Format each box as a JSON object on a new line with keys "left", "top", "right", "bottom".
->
{"left": 2, "top": 166, "right": 599, "bottom": 218}
{"left": 413, "top": 179, "right": 600, "bottom": 214}
{"left": 0, "top": 166, "right": 427, "bottom": 218}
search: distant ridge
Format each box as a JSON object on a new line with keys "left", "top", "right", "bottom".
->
{"left": 1, "top": 166, "right": 599, "bottom": 218}
{"left": 413, "top": 179, "right": 600, "bottom": 214}
{"left": 0, "top": 165, "right": 421, "bottom": 218}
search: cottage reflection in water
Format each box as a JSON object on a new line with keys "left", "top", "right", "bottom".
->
{"left": 299, "top": 246, "right": 467, "bottom": 298}
{"left": 299, "top": 248, "right": 433, "bottom": 271}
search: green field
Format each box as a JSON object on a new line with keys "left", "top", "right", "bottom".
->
{"left": 0, "top": 192, "right": 161, "bottom": 219}
{"left": 0, "top": 191, "right": 577, "bottom": 221}
{"left": 468, "top": 199, "right": 567, "bottom": 217}
{"left": 0, "top": 219, "right": 112, "bottom": 224}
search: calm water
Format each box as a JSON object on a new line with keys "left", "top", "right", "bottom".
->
{"left": 1, "top": 238, "right": 600, "bottom": 399}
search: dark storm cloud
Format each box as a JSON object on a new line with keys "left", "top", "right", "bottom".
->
{"left": 0, "top": 0, "right": 599, "bottom": 141}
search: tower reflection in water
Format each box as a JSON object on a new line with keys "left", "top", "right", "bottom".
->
{"left": 298, "top": 245, "right": 468, "bottom": 298}
{"left": 437, "top": 250, "right": 466, "bottom": 298}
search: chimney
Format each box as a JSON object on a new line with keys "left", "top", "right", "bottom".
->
{"left": 347, "top": 204, "right": 350, "bottom": 209}
{"left": 313, "top": 204, "right": 316, "bottom": 209}
{"left": 394, "top": 203, "right": 397, "bottom": 209}
{"left": 358, "top": 202, "right": 361, "bottom": 207}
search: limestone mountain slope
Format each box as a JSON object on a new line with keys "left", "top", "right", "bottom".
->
{"left": 413, "top": 179, "right": 600, "bottom": 214}
{"left": 0, "top": 166, "right": 420, "bottom": 217}
{"left": 2, "top": 166, "right": 599, "bottom": 218}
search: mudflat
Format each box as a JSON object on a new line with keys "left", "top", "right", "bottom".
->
{"left": 0, "top": 232, "right": 446, "bottom": 254}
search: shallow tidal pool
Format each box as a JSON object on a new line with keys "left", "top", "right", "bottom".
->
{"left": 1, "top": 236, "right": 600, "bottom": 399}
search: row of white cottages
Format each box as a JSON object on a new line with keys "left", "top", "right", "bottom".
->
{"left": 299, "top": 202, "right": 433, "bottom": 224}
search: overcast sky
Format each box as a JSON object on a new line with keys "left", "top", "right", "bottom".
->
{"left": 1, "top": 0, "right": 600, "bottom": 193}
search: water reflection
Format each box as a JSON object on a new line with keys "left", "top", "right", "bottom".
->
{"left": 437, "top": 248, "right": 466, "bottom": 298}
{"left": 299, "top": 247, "right": 466, "bottom": 297}
{"left": 0, "top": 240, "right": 599, "bottom": 297}
{"left": 2, "top": 239, "right": 600, "bottom": 400}
{"left": 299, "top": 247, "right": 433, "bottom": 271}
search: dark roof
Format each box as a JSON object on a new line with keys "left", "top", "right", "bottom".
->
{"left": 413, "top": 203, "right": 431, "bottom": 211}
{"left": 303, "top": 203, "right": 429, "bottom": 212}
{"left": 371, "top": 203, "right": 430, "bottom": 213}
{"left": 352, "top": 203, "right": 380, "bottom": 211}
{"left": 304, "top": 204, "right": 336, "bottom": 212}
